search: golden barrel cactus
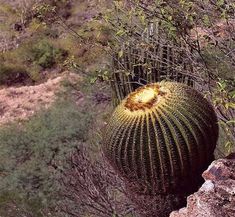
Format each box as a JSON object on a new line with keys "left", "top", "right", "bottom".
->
{"left": 103, "top": 81, "right": 218, "bottom": 194}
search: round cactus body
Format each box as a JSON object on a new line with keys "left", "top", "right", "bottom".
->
{"left": 103, "top": 81, "right": 218, "bottom": 194}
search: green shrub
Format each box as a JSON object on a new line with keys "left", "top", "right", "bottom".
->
{"left": 28, "top": 40, "right": 68, "bottom": 69}
{"left": 0, "top": 37, "right": 68, "bottom": 84}
{"left": 0, "top": 99, "right": 93, "bottom": 215}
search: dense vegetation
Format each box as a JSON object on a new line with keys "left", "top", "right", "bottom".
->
{"left": 0, "top": 98, "right": 92, "bottom": 216}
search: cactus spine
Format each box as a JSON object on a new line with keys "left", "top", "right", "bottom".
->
{"left": 103, "top": 81, "right": 218, "bottom": 194}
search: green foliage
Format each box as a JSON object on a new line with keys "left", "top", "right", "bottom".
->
{"left": 28, "top": 39, "right": 67, "bottom": 69}
{"left": 0, "top": 99, "right": 92, "bottom": 215}
{"left": 89, "top": 69, "right": 110, "bottom": 84}
{"left": 211, "top": 79, "right": 235, "bottom": 155}
{"left": 32, "top": 3, "right": 56, "bottom": 20}
{"left": 0, "top": 37, "right": 68, "bottom": 83}
{"left": 31, "top": 0, "right": 72, "bottom": 27}
{"left": 63, "top": 55, "right": 79, "bottom": 70}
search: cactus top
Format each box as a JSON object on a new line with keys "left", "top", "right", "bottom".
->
{"left": 124, "top": 83, "right": 169, "bottom": 112}
{"left": 103, "top": 81, "right": 219, "bottom": 194}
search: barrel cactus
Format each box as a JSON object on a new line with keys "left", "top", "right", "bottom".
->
{"left": 103, "top": 81, "right": 218, "bottom": 195}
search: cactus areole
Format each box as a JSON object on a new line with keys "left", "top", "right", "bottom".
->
{"left": 103, "top": 81, "right": 218, "bottom": 194}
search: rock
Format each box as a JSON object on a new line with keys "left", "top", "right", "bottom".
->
{"left": 170, "top": 154, "right": 235, "bottom": 217}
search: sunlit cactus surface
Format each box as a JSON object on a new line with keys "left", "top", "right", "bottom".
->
{"left": 103, "top": 81, "right": 218, "bottom": 194}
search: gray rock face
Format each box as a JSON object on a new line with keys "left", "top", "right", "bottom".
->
{"left": 170, "top": 154, "right": 235, "bottom": 217}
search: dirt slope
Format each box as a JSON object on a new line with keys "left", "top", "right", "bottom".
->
{"left": 0, "top": 73, "right": 80, "bottom": 126}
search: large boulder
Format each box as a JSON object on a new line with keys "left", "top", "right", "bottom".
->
{"left": 170, "top": 153, "right": 235, "bottom": 217}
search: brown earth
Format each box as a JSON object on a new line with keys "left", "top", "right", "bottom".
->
{"left": 0, "top": 72, "right": 80, "bottom": 126}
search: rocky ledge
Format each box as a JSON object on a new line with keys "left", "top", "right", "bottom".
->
{"left": 170, "top": 153, "right": 235, "bottom": 217}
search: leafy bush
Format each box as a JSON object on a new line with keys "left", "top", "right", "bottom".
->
{"left": 28, "top": 39, "right": 68, "bottom": 69}
{"left": 0, "top": 37, "right": 68, "bottom": 84}
{"left": 0, "top": 99, "right": 93, "bottom": 215}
